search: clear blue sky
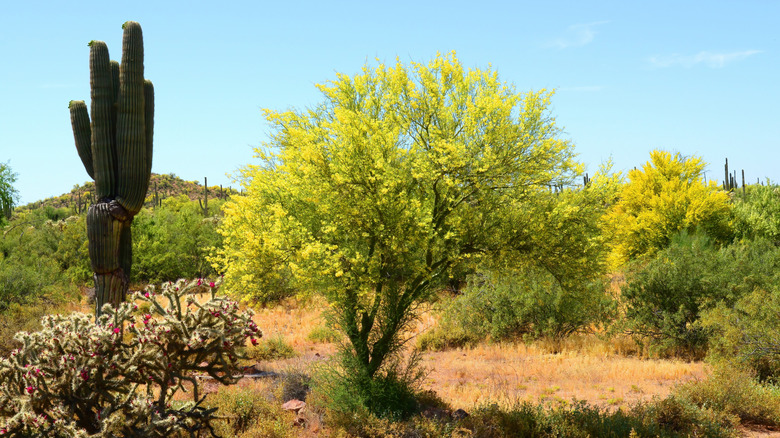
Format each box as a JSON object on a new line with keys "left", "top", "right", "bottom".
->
{"left": 1, "top": 0, "right": 777, "bottom": 205}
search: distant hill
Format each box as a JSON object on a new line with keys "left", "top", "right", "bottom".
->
{"left": 18, "top": 173, "right": 240, "bottom": 213}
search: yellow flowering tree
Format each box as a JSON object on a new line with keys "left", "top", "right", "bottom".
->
{"left": 215, "top": 52, "right": 594, "bottom": 395}
{"left": 604, "top": 150, "right": 733, "bottom": 266}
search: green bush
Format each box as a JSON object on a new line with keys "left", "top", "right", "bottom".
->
{"left": 634, "top": 395, "right": 737, "bottom": 437}
{"left": 0, "top": 301, "right": 78, "bottom": 358}
{"left": 0, "top": 213, "right": 84, "bottom": 355}
{"left": 310, "top": 351, "right": 425, "bottom": 421}
{"left": 459, "top": 399, "right": 736, "bottom": 438}
{"left": 307, "top": 324, "right": 340, "bottom": 343}
{"left": 0, "top": 211, "right": 91, "bottom": 291}
{"left": 42, "top": 205, "right": 70, "bottom": 222}
{"left": 52, "top": 215, "right": 91, "bottom": 285}
{"left": 0, "top": 252, "right": 70, "bottom": 312}
{"left": 132, "top": 196, "right": 224, "bottom": 283}
{"left": 704, "top": 287, "right": 780, "bottom": 382}
{"left": 245, "top": 335, "right": 297, "bottom": 361}
{"left": 620, "top": 231, "right": 780, "bottom": 359}
{"left": 417, "top": 321, "right": 479, "bottom": 352}
{"left": 733, "top": 182, "right": 780, "bottom": 243}
{"left": 423, "top": 266, "right": 611, "bottom": 350}
{"left": 324, "top": 397, "right": 738, "bottom": 438}
{"left": 0, "top": 278, "right": 260, "bottom": 437}
{"left": 673, "top": 366, "right": 780, "bottom": 427}
{"left": 207, "top": 385, "right": 293, "bottom": 438}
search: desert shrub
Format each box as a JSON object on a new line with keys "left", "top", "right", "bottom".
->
{"left": 673, "top": 366, "right": 780, "bottom": 427}
{"left": 417, "top": 321, "right": 478, "bottom": 352}
{"left": 0, "top": 216, "right": 83, "bottom": 355}
{"left": 634, "top": 396, "right": 738, "bottom": 437}
{"left": 706, "top": 237, "right": 780, "bottom": 302}
{"left": 42, "top": 205, "right": 71, "bottom": 222}
{"left": 733, "top": 182, "right": 780, "bottom": 243}
{"left": 0, "top": 278, "right": 260, "bottom": 437}
{"left": 245, "top": 335, "right": 297, "bottom": 361}
{"left": 0, "top": 212, "right": 90, "bottom": 290}
{"left": 621, "top": 232, "right": 780, "bottom": 359}
{"left": 279, "top": 367, "right": 311, "bottom": 402}
{"left": 424, "top": 267, "right": 611, "bottom": 349}
{"left": 439, "top": 399, "right": 734, "bottom": 438}
{"left": 704, "top": 287, "right": 780, "bottom": 382}
{"left": 52, "top": 214, "right": 91, "bottom": 285}
{"left": 132, "top": 196, "right": 224, "bottom": 283}
{"left": 620, "top": 232, "right": 720, "bottom": 358}
{"left": 319, "top": 394, "right": 739, "bottom": 438}
{"left": 0, "top": 251, "right": 72, "bottom": 312}
{"left": 307, "top": 324, "right": 341, "bottom": 343}
{"left": 325, "top": 414, "right": 458, "bottom": 438}
{"left": 207, "top": 384, "right": 293, "bottom": 438}
{"left": 310, "top": 351, "right": 425, "bottom": 422}
{"left": 0, "top": 301, "right": 79, "bottom": 358}
{"left": 0, "top": 218, "right": 76, "bottom": 304}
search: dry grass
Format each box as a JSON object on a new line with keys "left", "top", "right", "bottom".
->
{"left": 241, "top": 298, "right": 710, "bottom": 413}
{"left": 419, "top": 339, "right": 707, "bottom": 411}
{"left": 248, "top": 296, "right": 339, "bottom": 361}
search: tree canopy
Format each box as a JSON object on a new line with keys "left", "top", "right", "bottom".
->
{"left": 215, "top": 52, "right": 611, "bottom": 385}
{"left": 603, "top": 150, "right": 732, "bottom": 266}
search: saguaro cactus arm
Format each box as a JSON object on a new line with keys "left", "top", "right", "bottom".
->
{"left": 116, "top": 21, "right": 150, "bottom": 215}
{"left": 89, "top": 40, "right": 118, "bottom": 201}
{"left": 68, "top": 100, "right": 94, "bottom": 179}
{"left": 144, "top": 80, "right": 155, "bottom": 178}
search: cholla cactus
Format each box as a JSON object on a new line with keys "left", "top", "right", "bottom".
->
{"left": 0, "top": 279, "right": 260, "bottom": 437}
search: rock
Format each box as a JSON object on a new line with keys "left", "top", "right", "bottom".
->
{"left": 452, "top": 408, "right": 469, "bottom": 420}
{"left": 282, "top": 399, "right": 306, "bottom": 413}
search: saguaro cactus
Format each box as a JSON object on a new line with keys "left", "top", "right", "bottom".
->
{"left": 198, "top": 176, "right": 209, "bottom": 216}
{"left": 68, "top": 21, "right": 153, "bottom": 316}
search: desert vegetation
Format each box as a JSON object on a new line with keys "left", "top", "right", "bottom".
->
{"left": 2, "top": 25, "right": 780, "bottom": 437}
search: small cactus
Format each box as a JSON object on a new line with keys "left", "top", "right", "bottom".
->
{"left": 198, "top": 177, "right": 209, "bottom": 216}
{"left": 69, "top": 21, "right": 154, "bottom": 317}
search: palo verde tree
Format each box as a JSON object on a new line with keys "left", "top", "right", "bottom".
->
{"left": 216, "top": 52, "right": 591, "bottom": 401}
{"left": 68, "top": 22, "right": 154, "bottom": 316}
{"left": 603, "top": 150, "right": 732, "bottom": 267}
